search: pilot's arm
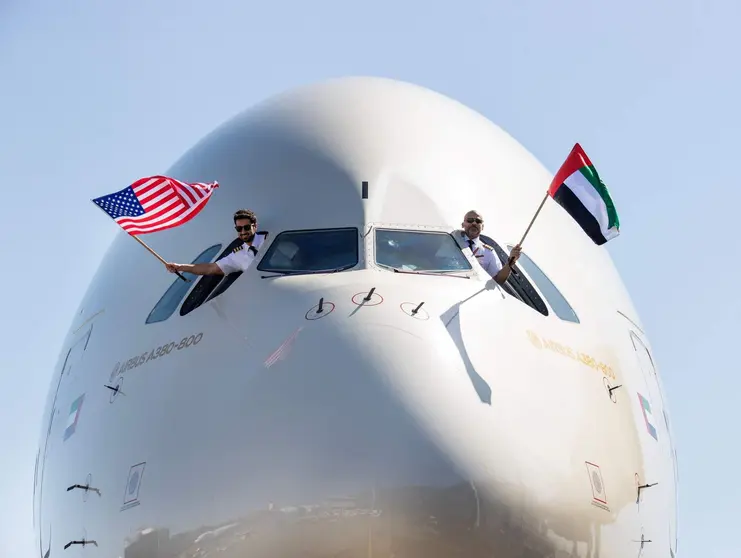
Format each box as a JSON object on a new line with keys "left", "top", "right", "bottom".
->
{"left": 165, "top": 261, "right": 224, "bottom": 276}
{"left": 165, "top": 244, "right": 257, "bottom": 277}
{"left": 486, "top": 244, "right": 522, "bottom": 285}
{"left": 492, "top": 263, "right": 511, "bottom": 285}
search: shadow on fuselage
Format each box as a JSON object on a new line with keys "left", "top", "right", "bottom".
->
{"left": 440, "top": 287, "right": 494, "bottom": 405}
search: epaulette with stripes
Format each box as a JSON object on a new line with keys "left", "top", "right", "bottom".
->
{"left": 232, "top": 244, "right": 245, "bottom": 253}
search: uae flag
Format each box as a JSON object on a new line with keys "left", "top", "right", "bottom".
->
{"left": 548, "top": 143, "right": 620, "bottom": 245}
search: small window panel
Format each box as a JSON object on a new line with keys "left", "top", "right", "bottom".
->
{"left": 146, "top": 244, "right": 222, "bottom": 324}
{"left": 506, "top": 245, "right": 579, "bottom": 323}
{"left": 180, "top": 239, "right": 244, "bottom": 317}
{"left": 480, "top": 234, "right": 549, "bottom": 316}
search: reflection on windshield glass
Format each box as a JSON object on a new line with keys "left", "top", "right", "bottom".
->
{"left": 375, "top": 229, "right": 472, "bottom": 273}
{"left": 257, "top": 228, "right": 358, "bottom": 274}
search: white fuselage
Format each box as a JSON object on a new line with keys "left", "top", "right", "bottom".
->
{"left": 34, "top": 77, "right": 678, "bottom": 558}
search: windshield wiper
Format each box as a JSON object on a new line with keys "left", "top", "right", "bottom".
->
{"left": 260, "top": 264, "right": 355, "bottom": 279}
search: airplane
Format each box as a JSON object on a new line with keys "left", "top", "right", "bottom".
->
{"left": 32, "top": 76, "right": 678, "bottom": 558}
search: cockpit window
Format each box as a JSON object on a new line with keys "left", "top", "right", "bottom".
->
{"left": 375, "top": 229, "right": 473, "bottom": 273}
{"left": 180, "top": 237, "right": 248, "bottom": 316}
{"left": 479, "top": 235, "right": 549, "bottom": 316}
{"left": 146, "top": 243, "right": 222, "bottom": 324}
{"left": 507, "top": 245, "right": 580, "bottom": 323}
{"left": 256, "top": 228, "right": 359, "bottom": 274}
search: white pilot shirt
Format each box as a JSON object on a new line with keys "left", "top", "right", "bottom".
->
{"left": 215, "top": 232, "right": 267, "bottom": 275}
{"left": 456, "top": 231, "right": 503, "bottom": 278}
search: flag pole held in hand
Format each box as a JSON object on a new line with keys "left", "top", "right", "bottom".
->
{"left": 131, "top": 235, "right": 190, "bottom": 282}
{"left": 91, "top": 175, "right": 219, "bottom": 282}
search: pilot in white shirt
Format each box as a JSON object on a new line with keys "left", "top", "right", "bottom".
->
{"left": 165, "top": 209, "right": 266, "bottom": 276}
{"left": 213, "top": 231, "right": 267, "bottom": 274}
{"left": 456, "top": 209, "right": 521, "bottom": 285}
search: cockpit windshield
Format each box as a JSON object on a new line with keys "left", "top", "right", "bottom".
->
{"left": 257, "top": 227, "right": 358, "bottom": 275}
{"left": 374, "top": 229, "right": 472, "bottom": 274}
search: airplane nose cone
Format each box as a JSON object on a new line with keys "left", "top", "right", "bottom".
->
{"left": 149, "top": 300, "right": 561, "bottom": 558}
{"left": 227, "top": 321, "right": 483, "bottom": 556}
{"left": 243, "top": 321, "right": 456, "bottom": 488}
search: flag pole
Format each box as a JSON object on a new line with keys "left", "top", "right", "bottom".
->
{"left": 517, "top": 191, "right": 550, "bottom": 247}
{"left": 131, "top": 235, "right": 190, "bottom": 282}
{"left": 507, "top": 190, "right": 549, "bottom": 267}
{"left": 90, "top": 200, "right": 190, "bottom": 282}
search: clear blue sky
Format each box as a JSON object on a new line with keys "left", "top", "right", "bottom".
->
{"left": 1, "top": 0, "right": 737, "bottom": 556}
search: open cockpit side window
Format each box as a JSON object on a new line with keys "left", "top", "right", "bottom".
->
{"left": 506, "top": 244, "right": 580, "bottom": 323}
{"left": 479, "top": 235, "right": 549, "bottom": 316}
{"left": 256, "top": 228, "right": 359, "bottom": 275}
{"left": 206, "top": 232, "right": 272, "bottom": 302}
{"left": 146, "top": 243, "right": 223, "bottom": 324}
{"left": 374, "top": 229, "right": 473, "bottom": 275}
{"left": 179, "top": 235, "right": 264, "bottom": 317}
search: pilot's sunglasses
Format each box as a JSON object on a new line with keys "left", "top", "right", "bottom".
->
{"left": 466, "top": 218, "right": 484, "bottom": 224}
{"left": 235, "top": 224, "right": 254, "bottom": 232}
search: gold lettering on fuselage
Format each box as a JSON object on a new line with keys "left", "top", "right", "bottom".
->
{"left": 526, "top": 329, "right": 616, "bottom": 380}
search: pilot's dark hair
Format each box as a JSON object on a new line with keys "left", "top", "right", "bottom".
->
{"left": 233, "top": 209, "right": 257, "bottom": 224}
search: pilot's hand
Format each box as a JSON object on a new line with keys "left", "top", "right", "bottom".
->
{"left": 508, "top": 244, "right": 522, "bottom": 265}
{"left": 165, "top": 263, "right": 180, "bottom": 274}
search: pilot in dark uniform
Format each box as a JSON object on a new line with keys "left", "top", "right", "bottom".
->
{"left": 456, "top": 209, "right": 521, "bottom": 284}
{"left": 165, "top": 209, "right": 267, "bottom": 276}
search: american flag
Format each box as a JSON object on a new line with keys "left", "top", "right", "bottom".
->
{"left": 92, "top": 175, "right": 219, "bottom": 235}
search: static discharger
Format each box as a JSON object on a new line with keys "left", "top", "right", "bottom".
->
{"left": 64, "top": 540, "right": 98, "bottom": 549}
{"left": 105, "top": 379, "right": 126, "bottom": 404}
{"left": 66, "top": 483, "right": 101, "bottom": 497}
{"left": 104, "top": 383, "right": 124, "bottom": 396}
{"left": 305, "top": 299, "right": 334, "bottom": 321}
{"left": 636, "top": 481, "right": 658, "bottom": 504}
{"left": 602, "top": 377, "right": 622, "bottom": 403}
{"left": 632, "top": 533, "right": 652, "bottom": 552}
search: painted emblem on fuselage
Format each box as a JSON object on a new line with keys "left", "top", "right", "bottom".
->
{"left": 63, "top": 394, "right": 85, "bottom": 441}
